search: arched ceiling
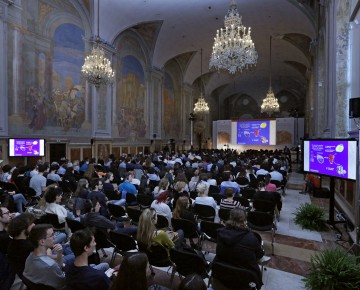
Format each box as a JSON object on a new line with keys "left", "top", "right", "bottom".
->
{"left": 96, "top": 0, "right": 316, "bottom": 109}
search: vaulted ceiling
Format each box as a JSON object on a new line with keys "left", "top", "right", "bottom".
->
{"left": 96, "top": 0, "right": 317, "bottom": 117}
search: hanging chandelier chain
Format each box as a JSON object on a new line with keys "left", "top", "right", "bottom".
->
{"left": 81, "top": 0, "right": 114, "bottom": 87}
{"left": 261, "top": 34, "right": 279, "bottom": 116}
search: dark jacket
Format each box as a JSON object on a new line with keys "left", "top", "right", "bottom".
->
{"left": 215, "top": 227, "right": 264, "bottom": 288}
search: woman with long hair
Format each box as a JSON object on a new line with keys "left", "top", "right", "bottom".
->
{"left": 215, "top": 208, "right": 264, "bottom": 289}
{"left": 109, "top": 253, "right": 169, "bottom": 290}
{"left": 152, "top": 177, "right": 169, "bottom": 198}
{"left": 137, "top": 208, "right": 184, "bottom": 253}
{"left": 72, "top": 178, "right": 89, "bottom": 217}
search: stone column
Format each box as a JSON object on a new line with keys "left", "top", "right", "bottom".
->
{"left": 0, "top": 2, "right": 8, "bottom": 135}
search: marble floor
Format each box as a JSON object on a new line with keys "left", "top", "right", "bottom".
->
{"left": 104, "top": 167, "right": 352, "bottom": 290}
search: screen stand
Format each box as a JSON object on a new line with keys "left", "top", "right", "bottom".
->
{"left": 327, "top": 177, "right": 346, "bottom": 239}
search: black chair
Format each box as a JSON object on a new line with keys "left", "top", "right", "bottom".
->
{"left": 58, "top": 180, "right": 74, "bottom": 198}
{"left": 241, "top": 188, "right": 256, "bottom": 200}
{"left": 194, "top": 204, "right": 216, "bottom": 222}
{"left": 208, "top": 185, "right": 220, "bottom": 194}
{"left": 347, "top": 243, "right": 360, "bottom": 264}
{"left": 138, "top": 242, "right": 173, "bottom": 275}
{"left": 36, "top": 213, "right": 65, "bottom": 230}
{"left": 253, "top": 199, "right": 276, "bottom": 214}
{"left": 2, "top": 182, "right": 18, "bottom": 192}
{"left": 108, "top": 203, "right": 129, "bottom": 222}
{"left": 126, "top": 207, "right": 142, "bottom": 225}
{"left": 104, "top": 189, "right": 119, "bottom": 201}
{"left": 209, "top": 193, "right": 223, "bottom": 205}
{"left": 65, "top": 217, "right": 85, "bottom": 233}
{"left": 46, "top": 179, "right": 58, "bottom": 187}
{"left": 108, "top": 231, "right": 138, "bottom": 266}
{"left": 200, "top": 220, "right": 224, "bottom": 243}
{"left": 234, "top": 196, "right": 251, "bottom": 209}
{"left": 247, "top": 211, "right": 276, "bottom": 255}
{"left": 21, "top": 275, "right": 57, "bottom": 290}
{"left": 252, "top": 231, "right": 270, "bottom": 276}
{"left": 137, "top": 194, "right": 154, "bottom": 209}
{"left": 148, "top": 180, "right": 159, "bottom": 191}
{"left": 156, "top": 214, "right": 169, "bottom": 229}
{"left": 93, "top": 228, "right": 112, "bottom": 258}
{"left": 170, "top": 248, "right": 209, "bottom": 285}
{"left": 171, "top": 218, "right": 200, "bottom": 247}
{"left": 209, "top": 261, "right": 258, "bottom": 290}
{"left": 126, "top": 193, "right": 138, "bottom": 206}
{"left": 218, "top": 208, "right": 231, "bottom": 222}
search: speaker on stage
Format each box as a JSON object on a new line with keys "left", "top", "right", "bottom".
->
{"left": 349, "top": 98, "right": 360, "bottom": 118}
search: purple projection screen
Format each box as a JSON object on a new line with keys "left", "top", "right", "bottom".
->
{"left": 236, "top": 120, "right": 276, "bottom": 145}
{"left": 303, "top": 139, "right": 357, "bottom": 180}
{"left": 9, "top": 139, "right": 45, "bottom": 157}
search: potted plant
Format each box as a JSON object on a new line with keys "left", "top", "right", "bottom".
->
{"left": 304, "top": 247, "right": 360, "bottom": 290}
{"left": 293, "top": 203, "right": 327, "bottom": 231}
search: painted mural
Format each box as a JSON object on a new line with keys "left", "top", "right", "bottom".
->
{"left": 163, "top": 72, "right": 180, "bottom": 138}
{"left": 11, "top": 22, "right": 87, "bottom": 135}
{"left": 116, "top": 55, "right": 146, "bottom": 141}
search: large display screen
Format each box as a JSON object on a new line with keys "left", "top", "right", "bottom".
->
{"left": 303, "top": 139, "right": 357, "bottom": 180}
{"left": 9, "top": 138, "right": 45, "bottom": 157}
{"left": 234, "top": 119, "right": 276, "bottom": 145}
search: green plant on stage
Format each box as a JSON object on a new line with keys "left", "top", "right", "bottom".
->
{"left": 304, "top": 247, "right": 360, "bottom": 290}
{"left": 293, "top": 203, "right": 327, "bottom": 231}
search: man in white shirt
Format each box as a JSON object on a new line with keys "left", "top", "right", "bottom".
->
{"left": 269, "top": 164, "right": 283, "bottom": 182}
{"left": 29, "top": 164, "right": 47, "bottom": 197}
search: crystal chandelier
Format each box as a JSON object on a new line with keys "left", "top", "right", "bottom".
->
{"left": 261, "top": 36, "right": 280, "bottom": 115}
{"left": 81, "top": 0, "right": 114, "bottom": 87}
{"left": 209, "top": 0, "right": 258, "bottom": 74}
{"left": 194, "top": 48, "right": 210, "bottom": 114}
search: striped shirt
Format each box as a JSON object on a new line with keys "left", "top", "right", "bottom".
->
{"left": 220, "top": 199, "right": 241, "bottom": 210}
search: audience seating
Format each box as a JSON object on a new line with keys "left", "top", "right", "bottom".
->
{"left": 193, "top": 204, "right": 216, "bottom": 222}
{"left": 252, "top": 199, "right": 276, "bottom": 215}
{"left": 104, "top": 189, "right": 119, "bottom": 201}
{"left": 209, "top": 261, "right": 258, "bottom": 290}
{"left": 208, "top": 185, "right": 220, "bottom": 194}
{"left": 170, "top": 248, "right": 209, "bottom": 285}
{"left": 126, "top": 207, "right": 142, "bottom": 225}
{"left": 108, "top": 231, "right": 138, "bottom": 266}
{"left": 200, "top": 220, "right": 224, "bottom": 243}
{"left": 108, "top": 203, "right": 129, "bottom": 222}
{"left": 36, "top": 213, "right": 65, "bottom": 230}
{"left": 125, "top": 193, "right": 138, "bottom": 206}
{"left": 171, "top": 218, "right": 201, "bottom": 247}
{"left": 241, "top": 188, "right": 256, "bottom": 200}
{"left": 21, "top": 275, "right": 57, "bottom": 290}
{"left": 93, "top": 228, "right": 112, "bottom": 258}
{"left": 65, "top": 217, "right": 85, "bottom": 233}
{"left": 218, "top": 208, "right": 231, "bottom": 222}
{"left": 233, "top": 196, "right": 251, "bottom": 209}
{"left": 253, "top": 231, "right": 271, "bottom": 276}
{"left": 136, "top": 194, "right": 154, "bottom": 209}
{"left": 156, "top": 214, "right": 169, "bottom": 229}
{"left": 138, "top": 242, "right": 173, "bottom": 275}
{"left": 247, "top": 211, "right": 276, "bottom": 255}
{"left": 209, "top": 193, "right": 223, "bottom": 205}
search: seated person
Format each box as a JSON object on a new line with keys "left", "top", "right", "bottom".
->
{"left": 193, "top": 182, "right": 217, "bottom": 210}
{"left": 220, "top": 173, "right": 240, "bottom": 195}
{"left": 137, "top": 208, "right": 184, "bottom": 255}
{"left": 7, "top": 213, "right": 36, "bottom": 276}
{"left": 81, "top": 199, "right": 137, "bottom": 237}
{"left": 300, "top": 173, "right": 321, "bottom": 194}
{"left": 150, "top": 191, "right": 172, "bottom": 226}
{"left": 219, "top": 187, "right": 241, "bottom": 210}
{"left": 44, "top": 186, "right": 74, "bottom": 224}
{"left": 23, "top": 224, "right": 67, "bottom": 289}
{"left": 109, "top": 253, "right": 169, "bottom": 290}
{"left": 65, "top": 229, "right": 112, "bottom": 290}
{"left": 215, "top": 208, "right": 264, "bottom": 289}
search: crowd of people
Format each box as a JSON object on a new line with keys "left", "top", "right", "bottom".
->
{"left": 0, "top": 148, "right": 292, "bottom": 290}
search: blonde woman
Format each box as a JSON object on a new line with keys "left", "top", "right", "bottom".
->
{"left": 152, "top": 177, "right": 169, "bottom": 198}
{"left": 137, "top": 208, "right": 184, "bottom": 254}
{"left": 173, "top": 181, "right": 189, "bottom": 208}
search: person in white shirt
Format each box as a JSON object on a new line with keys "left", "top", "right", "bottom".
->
{"left": 150, "top": 191, "right": 172, "bottom": 226}
{"left": 193, "top": 182, "right": 217, "bottom": 210}
{"left": 269, "top": 164, "right": 283, "bottom": 182}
